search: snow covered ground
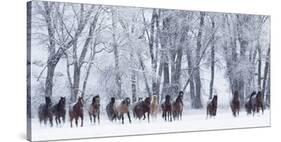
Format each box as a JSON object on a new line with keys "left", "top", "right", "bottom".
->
{"left": 31, "top": 109, "right": 270, "bottom": 141}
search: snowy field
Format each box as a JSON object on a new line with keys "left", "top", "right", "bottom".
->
{"left": 31, "top": 109, "right": 270, "bottom": 141}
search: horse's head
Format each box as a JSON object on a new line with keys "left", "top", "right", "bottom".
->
{"left": 92, "top": 95, "right": 100, "bottom": 105}
{"left": 110, "top": 97, "right": 115, "bottom": 104}
{"left": 124, "top": 97, "right": 131, "bottom": 106}
{"left": 165, "top": 95, "right": 171, "bottom": 102}
{"left": 59, "top": 97, "right": 66, "bottom": 106}
{"left": 78, "top": 97, "right": 84, "bottom": 106}
{"left": 144, "top": 96, "right": 151, "bottom": 105}
{"left": 213, "top": 95, "right": 218, "bottom": 104}
{"left": 45, "top": 97, "right": 52, "bottom": 106}
{"left": 151, "top": 95, "right": 158, "bottom": 104}
{"left": 256, "top": 91, "right": 262, "bottom": 102}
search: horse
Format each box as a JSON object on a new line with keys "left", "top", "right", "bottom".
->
{"left": 52, "top": 97, "right": 66, "bottom": 126}
{"left": 133, "top": 96, "right": 151, "bottom": 122}
{"left": 150, "top": 95, "right": 159, "bottom": 118}
{"left": 230, "top": 91, "right": 240, "bottom": 117}
{"left": 245, "top": 91, "right": 256, "bottom": 115}
{"left": 161, "top": 95, "right": 173, "bottom": 122}
{"left": 114, "top": 97, "right": 132, "bottom": 124}
{"left": 88, "top": 95, "right": 101, "bottom": 124}
{"left": 206, "top": 95, "right": 218, "bottom": 118}
{"left": 172, "top": 91, "right": 184, "bottom": 120}
{"left": 252, "top": 91, "right": 264, "bottom": 115}
{"left": 38, "top": 97, "right": 53, "bottom": 127}
{"left": 106, "top": 97, "right": 117, "bottom": 121}
{"left": 69, "top": 97, "right": 84, "bottom": 127}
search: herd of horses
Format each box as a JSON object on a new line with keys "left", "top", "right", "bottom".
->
{"left": 38, "top": 90, "right": 265, "bottom": 127}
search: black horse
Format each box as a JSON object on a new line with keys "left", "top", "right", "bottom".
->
{"left": 88, "top": 95, "right": 101, "bottom": 124}
{"left": 172, "top": 91, "right": 184, "bottom": 120}
{"left": 252, "top": 91, "right": 264, "bottom": 115}
{"left": 230, "top": 91, "right": 240, "bottom": 117}
{"left": 69, "top": 97, "right": 84, "bottom": 127}
{"left": 245, "top": 91, "right": 256, "bottom": 115}
{"left": 52, "top": 97, "right": 66, "bottom": 126}
{"left": 206, "top": 95, "right": 218, "bottom": 118}
{"left": 133, "top": 96, "right": 151, "bottom": 122}
{"left": 38, "top": 97, "right": 53, "bottom": 127}
{"left": 106, "top": 97, "right": 117, "bottom": 121}
{"left": 161, "top": 95, "right": 172, "bottom": 121}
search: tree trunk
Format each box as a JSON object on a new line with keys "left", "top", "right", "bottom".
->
{"left": 111, "top": 8, "right": 122, "bottom": 99}
{"left": 262, "top": 47, "right": 270, "bottom": 100}
{"left": 193, "top": 12, "right": 205, "bottom": 109}
{"left": 209, "top": 17, "right": 215, "bottom": 99}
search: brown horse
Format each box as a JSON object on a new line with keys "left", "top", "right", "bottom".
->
{"left": 252, "top": 91, "right": 264, "bottom": 115}
{"left": 133, "top": 96, "right": 151, "bottom": 122}
{"left": 38, "top": 97, "right": 53, "bottom": 127}
{"left": 88, "top": 95, "right": 101, "bottom": 124}
{"left": 245, "top": 91, "right": 256, "bottom": 115}
{"left": 150, "top": 95, "right": 159, "bottom": 118}
{"left": 230, "top": 91, "right": 240, "bottom": 117}
{"left": 161, "top": 95, "right": 172, "bottom": 122}
{"left": 114, "top": 97, "right": 132, "bottom": 124}
{"left": 172, "top": 91, "right": 184, "bottom": 120}
{"left": 52, "top": 97, "right": 66, "bottom": 126}
{"left": 88, "top": 95, "right": 100, "bottom": 124}
{"left": 206, "top": 95, "right": 218, "bottom": 118}
{"left": 69, "top": 97, "right": 84, "bottom": 127}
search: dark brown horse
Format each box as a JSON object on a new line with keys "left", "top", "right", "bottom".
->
{"left": 230, "top": 91, "right": 240, "bottom": 117}
{"left": 133, "top": 96, "right": 151, "bottom": 122}
{"left": 172, "top": 91, "right": 184, "bottom": 120}
{"left": 245, "top": 91, "right": 256, "bottom": 115}
{"left": 52, "top": 97, "right": 66, "bottom": 126}
{"left": 106, "top": 97, "right": 117, "bottom": 121}
{"left": 88, "top": 95, "right": 100, "bottom": 124}
{"left": 161, "top": 95, "right": 172, "bottom": 122}
{"left": 114, "top": 97, "right": 132, "bottom": 124}
{"left": 252, "top": 91, "right": 264, "bottom": 115}
{"left": 206, "top": 95, "right": 218, "bottom": 118}
{"left": 69, "top": 97, "right": 84, "bottom": 127}
{"left": 38, "top": 97, "right": 53, "bottom": 127}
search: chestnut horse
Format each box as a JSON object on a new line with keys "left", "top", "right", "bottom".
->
{"left": 69, "top": 97, "right": 84, "bottom": 127}
{"left": 172, "top": 91, "right": 184, "bottom": 120}
{"left": 38, "top": 97, "right": 53, "bottom": 127}
{"left": 230, "top": 91, "right": 240, "bottom": 117}
{"left": 52, "top": 97, "right": 66, "bottom": 126}
{"left": 133, "top": 96, "right": 151, "bottom": 122}
{"left": 88, "top": 95, "right": 101, "bottom": 124}
{"left": 206, "top": 95, "right": 218, "bottom": 118}
{"left": 161, "top": 95, "right": 173, "bottom": 121}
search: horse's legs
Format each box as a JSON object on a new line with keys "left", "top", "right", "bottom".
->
{"left": 121, "top": 114, "right": 124, "bottom": 124}
{"left": 49, "top": 116, "right": 53, "bottom": 127}
{"left": 89, "top": 113, "right": 92, "bottom": 123}
{"left": 75, "top": 118, "right": 78, "bottom": 127}
{"left": 62, "top": 115, "right": 65, "bottom": 124}
{"left": 70, "top": 117, "right": 73, "bottom": 128}
{"left": 127, "top": 112, "right": 131, "bottom": 123}
{"left": 93, "top": 115, "right": 96, "bottom": 124}
{"left": 81, "top": 115, "right": 84, "bottom": 127}
{"left": 147, "top": 112, "right": 150, "bottom": 123}
{"left": 98, "top": 113, "right": 100, "bottom": 124}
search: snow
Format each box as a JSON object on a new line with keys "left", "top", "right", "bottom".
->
{"left": 31, "top": 109, "right": 270, "bottom": 141}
